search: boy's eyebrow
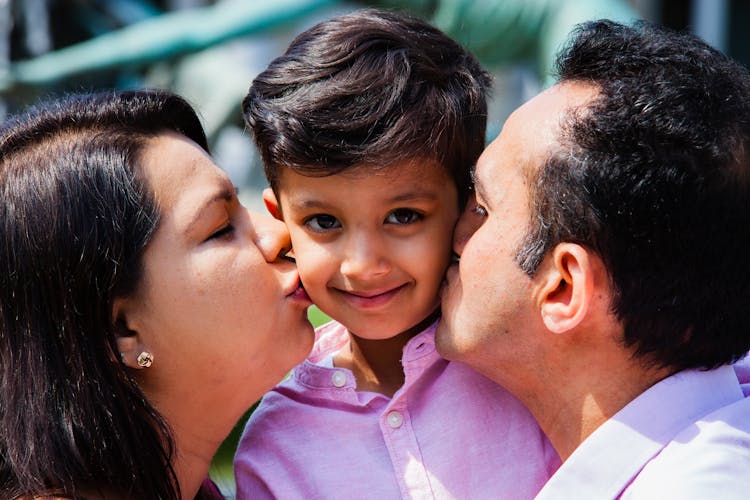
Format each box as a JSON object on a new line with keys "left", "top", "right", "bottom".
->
{"left": 387, "top": 189, "right": 443, "bottom": 203}
{"left": 286, "top": 189, "right": 443, "bottom": 211}
{"left": 286, "top": 198, "right": 333, "bottom": 211}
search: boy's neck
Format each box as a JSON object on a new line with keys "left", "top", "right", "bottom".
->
{"left": 334, "top": 310, "right": 440, "bottom": 397}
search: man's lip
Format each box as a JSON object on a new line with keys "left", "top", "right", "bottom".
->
{"left": 442, "top": 263, "right": 458, "bottom": 288}
{"left": 446, "top": 260, "right": 459, "bottom": 275}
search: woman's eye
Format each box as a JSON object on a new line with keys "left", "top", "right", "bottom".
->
{"left": 385, "top": 208, "right": 422, "bottom": 225}
{"left": 207, "top": 223, "right": 234, "bottom": 241}
{"left": 304, "top": 214, "right": 341, "bottom": 232}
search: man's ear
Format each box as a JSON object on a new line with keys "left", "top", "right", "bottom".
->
{"left": 262, "top": 188, "right": 283, "bottom": 220}
{"left": 111, "top": 297, "right": 151, "bottom": 369}
{"left": 536, "top": 243, "right": 595, "bottom": 334}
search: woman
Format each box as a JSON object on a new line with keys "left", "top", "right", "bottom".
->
{"left": 0, "top": 90, "right": 314, "bottom": 498}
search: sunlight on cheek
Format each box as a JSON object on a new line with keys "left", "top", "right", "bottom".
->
{"left": 294, "top": 248, "right": 330, "bottom": 285}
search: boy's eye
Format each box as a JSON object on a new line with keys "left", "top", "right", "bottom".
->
{"left": 385, "top": 208, "right": 422, "bottom": 225}
{"left": 304, "top": 214, "right": 341, "bottom": 232}
{"left": 206, "top": 223, "right": 235, "bottom": 241}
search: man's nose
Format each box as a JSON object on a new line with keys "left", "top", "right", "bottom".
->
{"left": 452, "top": 207, "right": 478, "bottom": 257}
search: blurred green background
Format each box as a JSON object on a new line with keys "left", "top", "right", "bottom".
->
{"left": 3, "top": 0, "right": 749, "bottom": 497}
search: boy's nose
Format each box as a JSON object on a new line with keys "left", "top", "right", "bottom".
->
{"left": 340, "top": 235, "right": 390, "bottom": 280}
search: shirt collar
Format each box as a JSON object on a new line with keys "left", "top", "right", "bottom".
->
{"left": 292, "top": 320, "right": 440, "bottom": 401}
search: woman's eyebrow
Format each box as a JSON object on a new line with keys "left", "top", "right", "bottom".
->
{"left": 185, "top": 184, "right": 236, "bottom": 234}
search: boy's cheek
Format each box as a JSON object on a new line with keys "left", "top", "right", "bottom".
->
{"left": 290, "top": 241, "right": 331, "bottom": 285}
{"left": 296, "top": 260, "right": 332, "bottom": 310}
{"left": 286, "top": 227, "right": 315, "bottom": 259}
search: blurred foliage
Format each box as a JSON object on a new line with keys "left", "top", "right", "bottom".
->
{"left": 307, "top": 304, "right": 333, "bottom": 327}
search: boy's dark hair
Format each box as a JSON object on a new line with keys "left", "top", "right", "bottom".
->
{"left": 0, "top": 90, "right": 211, "bottom": 499}
{"left": 516, "top": 20, "right": 750, "bottom": 371}
{"left": 243, "top": 8, "right": 492, "bottom": 205}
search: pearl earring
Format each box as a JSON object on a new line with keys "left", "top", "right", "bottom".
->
{"left": 137, "top": 351, "right": 154, "bottom": 368}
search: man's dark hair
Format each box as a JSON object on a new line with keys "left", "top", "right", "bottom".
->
{"left": 243, "top": 8, "right": 492, "bottom": 205}
{"left": 516, "top": 20, "right": 750, "bottom": 371}
{"left": 0, "top": 90, "right": 212, "bottom": 499}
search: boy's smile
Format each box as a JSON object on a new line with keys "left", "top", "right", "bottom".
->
{"left": 267, "top": 158, "right": 459, "bottom": 340}
{"left": 336, "top": 282, "right": 409, "bottom": 310}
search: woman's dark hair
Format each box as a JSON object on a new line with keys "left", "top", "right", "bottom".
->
{"left": 244, "top": 8, "right": 492, "bottom": 205}
{"left": 0, "top": 90, "right": 209, "bottom": 498}
{"left": 516, "top": 20, "right": 750, "bottom": 371}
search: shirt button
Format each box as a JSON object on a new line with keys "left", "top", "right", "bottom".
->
{"left": 331, "top": 371, "right": 347, "bottom": 388}
{"left": 386, "top": 411, "right": 403, "bottom": 428}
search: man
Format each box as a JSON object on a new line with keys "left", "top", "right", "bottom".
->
{"left": 437, "top": 19, "right": 750, "bottom": 498}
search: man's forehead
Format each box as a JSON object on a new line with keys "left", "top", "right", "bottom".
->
{"left": 510, "top": 81, "right": 598, "bottom": 151}
{"left": 475, "top": 81, "right": 598, "bottom": 185}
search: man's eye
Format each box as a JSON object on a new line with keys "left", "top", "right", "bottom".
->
{"left": 207, "top": 223, "right": 234, "bottom": 240}
{"left": 471, "top": 203, "right": 488, "bottom": 218}
{"left": 385, "top": 208, "right": 422, "bottom": 225}
{"left": 304, "top": 214, "right": 341, "bottom": 232}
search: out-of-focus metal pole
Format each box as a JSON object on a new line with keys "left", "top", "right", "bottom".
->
{"left": 0, "top": 0, "right": 11, "bottom": 119}
{"left": 22, "top": 0, "right": 51, "bottom": 56}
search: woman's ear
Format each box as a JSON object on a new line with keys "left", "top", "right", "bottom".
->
{"left": 112, "top": 297, "right": 152, "bottom": 369}
{"left": 262, "top": 188, "right": 282, "bottom": 220}
{"left": 537, "top": 243, "right": 596, "bottom": 334}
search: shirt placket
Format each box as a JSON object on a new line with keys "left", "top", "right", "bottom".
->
{"left": 379, "top": 345, "right": 435, "bottom": 500}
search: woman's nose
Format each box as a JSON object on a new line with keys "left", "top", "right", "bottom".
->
{"left": 249, "top": 211, "right": 292, "bottom": 262}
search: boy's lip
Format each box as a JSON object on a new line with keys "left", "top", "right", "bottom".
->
{"left": 336, "top": 283, "right": 408, "bottom": 309}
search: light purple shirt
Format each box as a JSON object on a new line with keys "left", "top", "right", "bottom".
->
{"left": 234, "top": 320, "right": 560, "bottom": 499}
{"left": 535, "top": 359, "right": 750, "bottom": 499}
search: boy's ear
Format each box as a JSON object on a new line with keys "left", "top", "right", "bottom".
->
{"left": 262, "top": 187, "right": 295, "bottom": 260}
{"left": 111, "top": 297, "right": 152, "bottom": 370}
{"left": 536, "top": 243, "right": 595, "bottom": 334}
{"left": 262, "top": 188, "right": 283, "bottom": 220}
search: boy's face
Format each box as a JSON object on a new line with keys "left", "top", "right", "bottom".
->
{"left": 267, "top": 159, "right": 459, "bottom": 339}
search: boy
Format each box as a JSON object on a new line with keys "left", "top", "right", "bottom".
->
{"left": 234, "top": 9, "right": 559, "bottom": 498}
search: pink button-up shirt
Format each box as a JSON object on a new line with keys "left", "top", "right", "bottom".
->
{"left": 535, "top": 359, "right": 750, "bottom": 499}
{"left": 234, "top": 320, "right": 559, "bottom": 499}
